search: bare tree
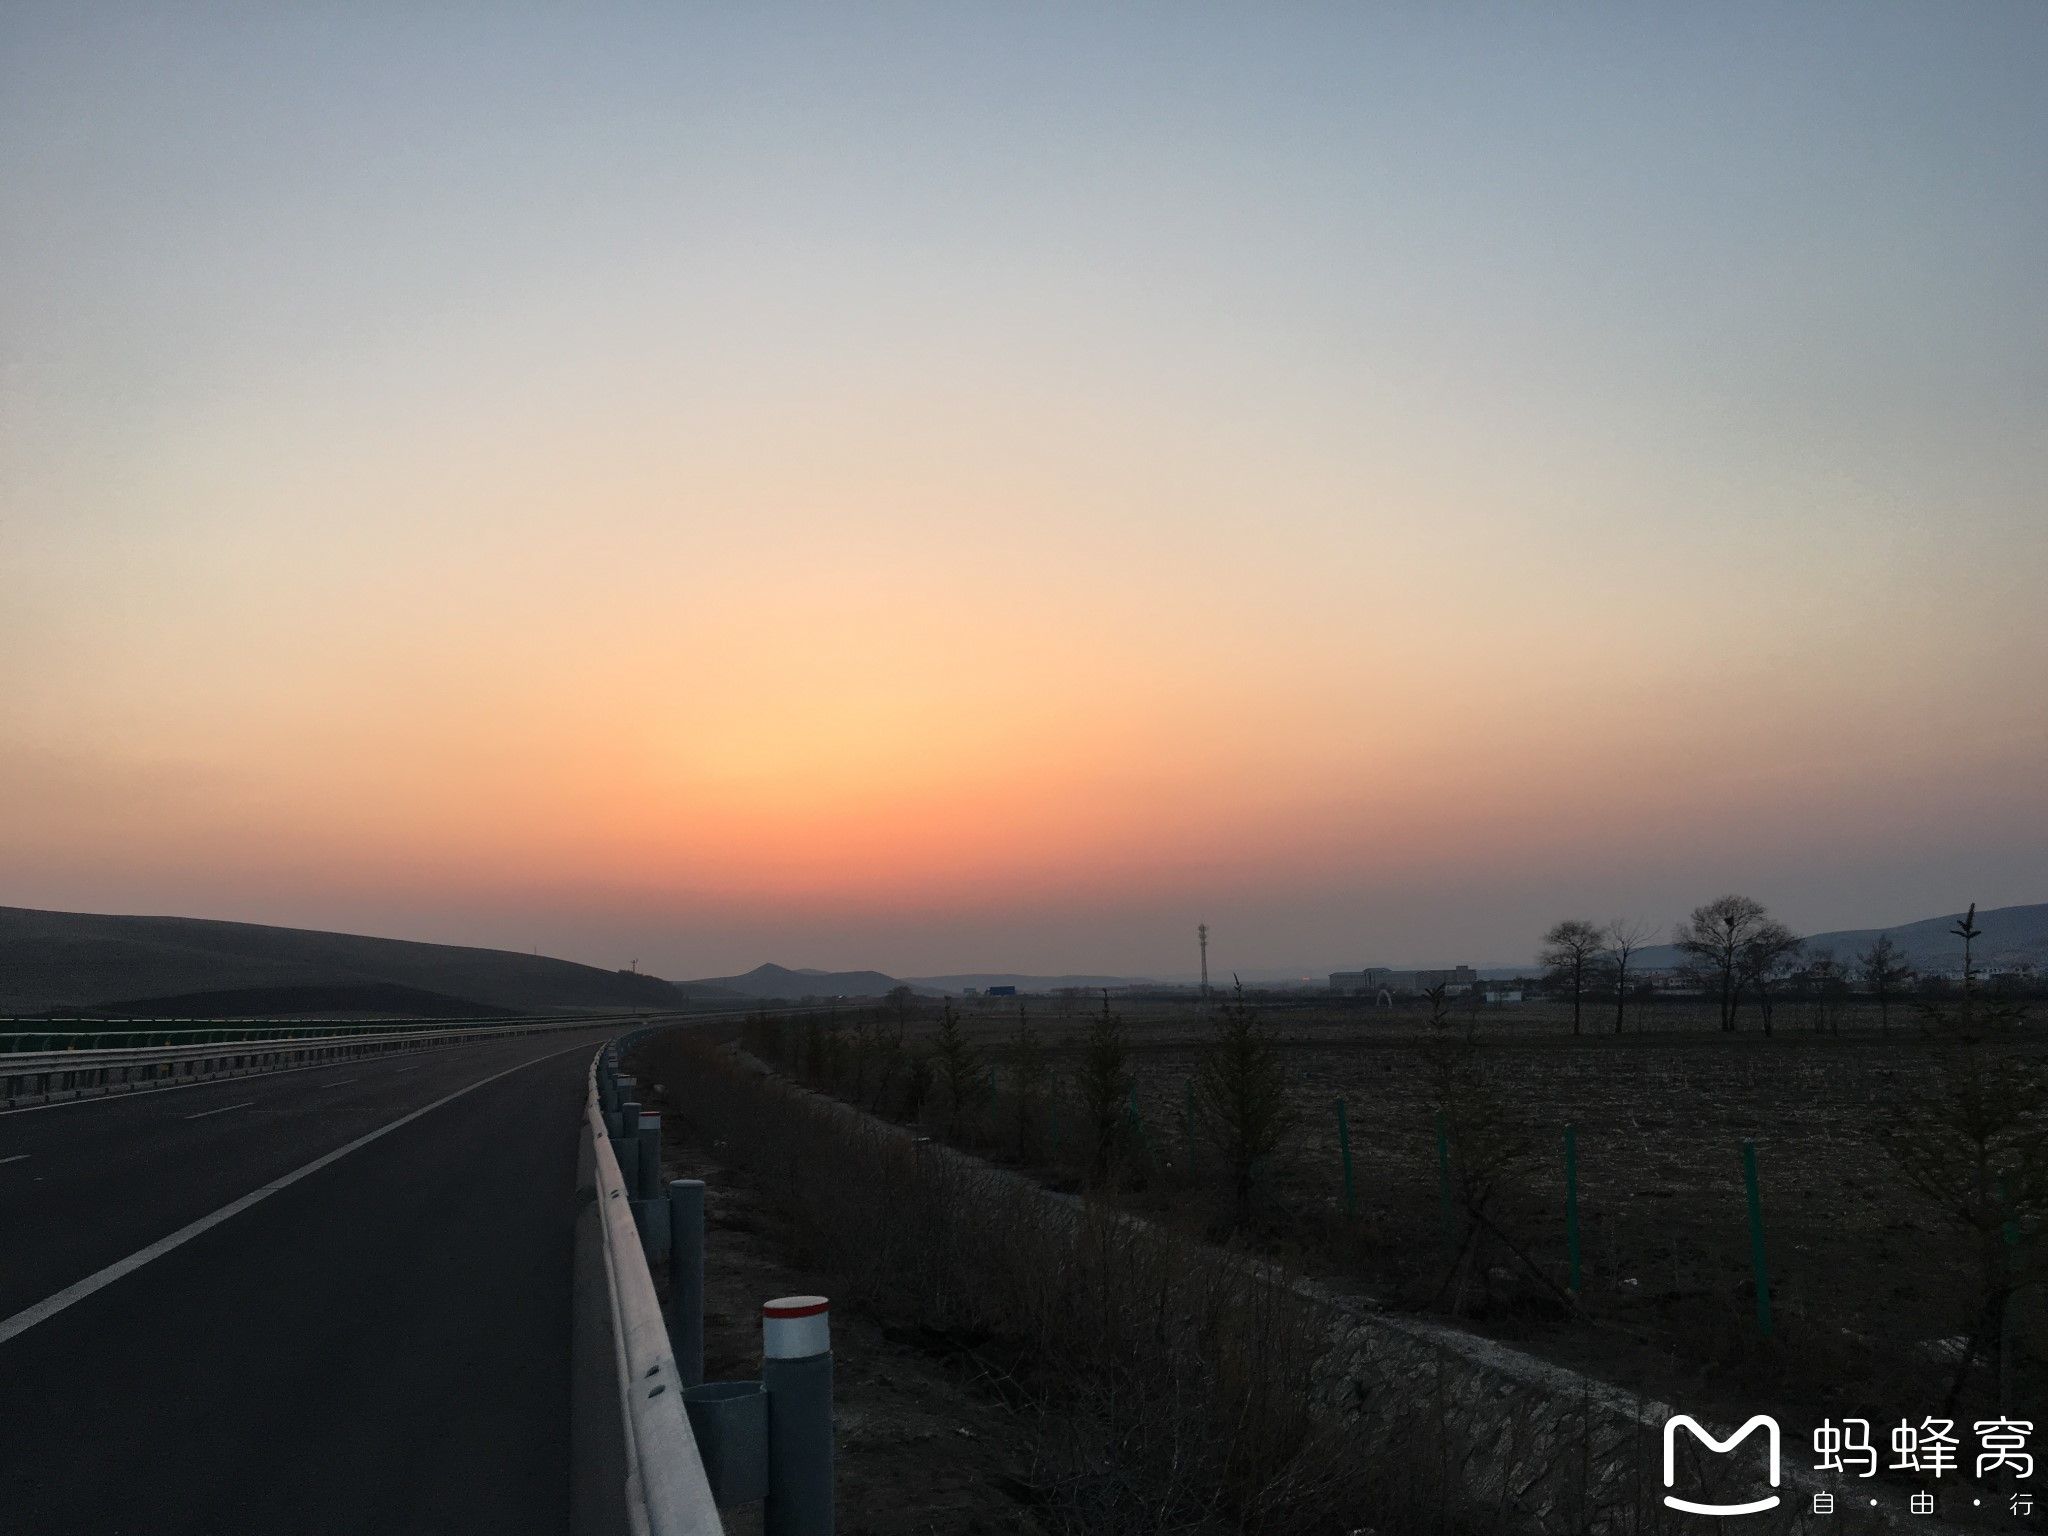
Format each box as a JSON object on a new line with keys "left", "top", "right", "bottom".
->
{"left": 1674, "top": 895, "right": 1777, "bottom": 1032}
{"left": 1604, "top": 917, "right": 1653, "bottom": 1035}
{"left": 1739, "top": 920, "right": 1803, "bottom": 1036}
{"left": 1194, "top": 979, "right": 1294, "bottom": 1225}
{"left": 1858, "top": 933, "right": 1914, "bottom": 1032}
{"left": 1540, "top": 919, "right": 1604, "bottom": 1036}
{"left": 1801, "top": 949, "right": 1849, "bottom": 1035}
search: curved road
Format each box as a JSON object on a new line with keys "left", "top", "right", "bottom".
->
{"left": 0, "top": 1022, "right": 625, "bottom": 1535}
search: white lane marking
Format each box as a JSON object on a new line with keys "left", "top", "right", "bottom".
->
{"left": 320, "top": 1078, "right": 359, "bottom": 1087}
{"left": 0, "top": 1039, "right": 596, "bottom": 1348}
{"left": 0, "top": 1154, "right": 28, "bottom": 1165}
{"left": 183, "top": 1101, "right": 255, "bottom": 1121}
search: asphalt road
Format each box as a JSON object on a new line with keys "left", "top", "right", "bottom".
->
{"left": 0, "top": 1021, "right": 626, "bottom": 1535}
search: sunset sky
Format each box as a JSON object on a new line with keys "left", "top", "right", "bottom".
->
{"left": 5, "top": 4, "right": 2044, "bottom": 979}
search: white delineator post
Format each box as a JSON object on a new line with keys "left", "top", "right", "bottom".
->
{"left": 761, "top": 1296, "right": 833, "bottom": 1536}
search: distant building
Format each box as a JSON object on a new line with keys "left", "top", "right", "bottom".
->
{"left": 1330, "top": 965, "right": 1480, "bottom": 996}
{"left": 987, "top": 984, "right": 1018, "bottom": 997}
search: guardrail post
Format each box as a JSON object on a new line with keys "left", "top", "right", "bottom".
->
{"left": 633, "top": 1113, "right": 669, "bottom": 1256}
{"left": 682, "top": 1381, "right": 769, "bottom": 1509}
{"left": 637, "top": 1111, "right": 662, "bottom": 1198}
{"left": 669, "top": 1179, "right": 706, "bottom": 1387}
{"left": 617, "top": 1101, "right": 643, "bottom": 1199}
{"left": 762, "top": 1296, "right": 833, "bottom": 1536}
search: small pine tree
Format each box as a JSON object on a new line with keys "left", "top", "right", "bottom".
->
{"left": 819, "top": 1021, "right": 848, "bottom": 1089}
{"left": 868, "top": 1015, "right": 905, "bottom": 1113}
{"left": 847, "top": 1015, "right": 876, "bottom": 1103}
{"left": 1080, "top": 991, "right": 1134, "bottom": 1181}
{"left": 901, "top": 1049, "right": 936, "bottom": 1122}
{"left": 932, "top": 1001, "right": 988, "bottom": 1138}
{"left": 743, "top": 1007, "right": 784, "bottom": 1066}
{"left": 1421, "top": 984, "right": 1553, "bottom": 1316}
{"left": 1885, "top": 904, "right": 2042, "bottom": 1406}
{"left": 1009, "top": 1002, "right": 1049, "bottom": 1161}
{"left": 1424, "top": 983, "right": 1455, "bottom": 1032}
{"left": 1194, "top": 979, "right": 1293, "bottom": 1225}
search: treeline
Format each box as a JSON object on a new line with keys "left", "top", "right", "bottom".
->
{"left": 1541, "top": 896, "right": 2043, "bottom": 1035}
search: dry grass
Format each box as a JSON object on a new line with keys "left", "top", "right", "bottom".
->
{"left": 738, "top": 994, "right": 2048, "bottom": 1447}
{"left": 636, "top": 1028, "right": 1470, "bottom": 1534}
{"left": 630, "top": 1018, "right": 1921, "bottom": 1535}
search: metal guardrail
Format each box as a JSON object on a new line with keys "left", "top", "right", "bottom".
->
{"left": 0, "top": 1014, "right": 632, "bottom": 1055}
{"left": 586, "top": 1039, "right": 725, "bottom": 1536}
{"left": 0, "top": 1015, "right": 635, "bottom": 1110}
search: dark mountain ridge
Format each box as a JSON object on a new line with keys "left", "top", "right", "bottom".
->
{"left": 0, "top": 905, "right": 732, "bottom": 1016}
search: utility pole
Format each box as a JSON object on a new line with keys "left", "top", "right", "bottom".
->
{"left": 1198, "top": 923, "right": 1209, "bottom": 999}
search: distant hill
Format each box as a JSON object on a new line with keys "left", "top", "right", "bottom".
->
{"left": 689, "top": 963, "right": 903, "bottom": 1000}
{"left": 1632, "top": 902, "right": 2048, "bottom": 974}
{"left": 0, "top": 906, "right": 733, "bottom": 1017}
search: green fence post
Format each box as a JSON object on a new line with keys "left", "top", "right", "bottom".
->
{"left": 1565, "top": 1123, "right": 1582, "bottom": 1296}
{"left": 1436, "top": 1110, "right": 1455, "bottom": 1246}
{"left": 1742, "top": 1138, "right": 1773, "bottom": 1339}
{"left": 1336, "top": 1097, "right": 1357, "bottom": 1219}
{"left": 2000, "top": 1179, "right": 2021, "bottom": 1409}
